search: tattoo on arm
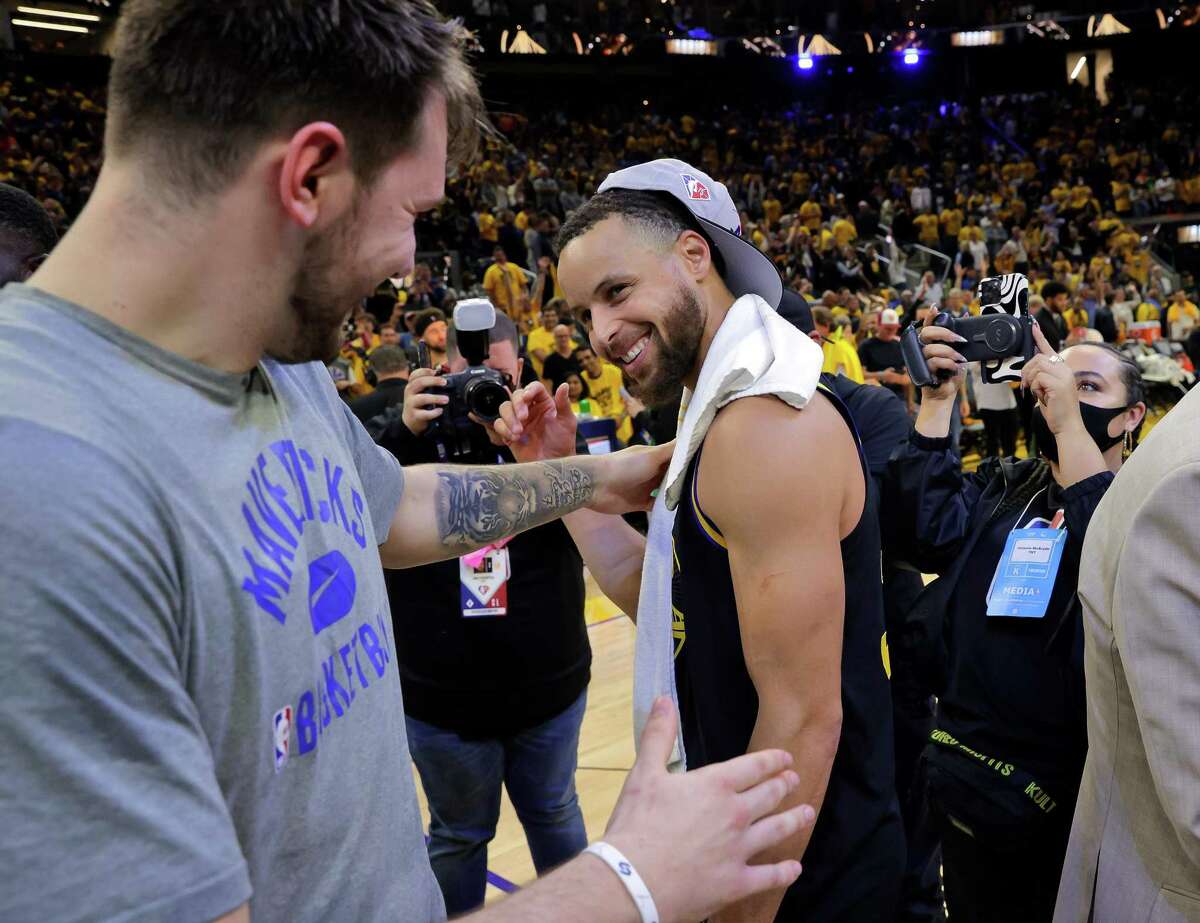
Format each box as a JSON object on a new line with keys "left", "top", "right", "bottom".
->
{"left": 435, "top": 460, "right": 595, "bottom": 551}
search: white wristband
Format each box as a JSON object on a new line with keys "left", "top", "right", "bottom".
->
{"left": 586, "top": 841, "right": 660, "bottom": 923}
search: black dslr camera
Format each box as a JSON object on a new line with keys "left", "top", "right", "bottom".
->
{"left": 901, "top": 273, "right": 1035, "bottom": 388}
{"left": 421, "top": 298, "right": 512, "bottom": 461}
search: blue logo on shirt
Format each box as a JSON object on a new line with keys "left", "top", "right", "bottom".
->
{"left": 307, "top": 550, "right": 357, "bottom": 636}
{"left": 237, "top": 439, "right": 370, "bottom": 626}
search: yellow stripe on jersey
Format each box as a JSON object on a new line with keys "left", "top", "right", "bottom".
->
{"left": 689, "top": 457, "right": 727, "bottom": 550}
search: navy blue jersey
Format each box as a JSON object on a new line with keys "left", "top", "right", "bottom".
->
{"left": 671, "top": 386, "right": 904, "bottom": 921}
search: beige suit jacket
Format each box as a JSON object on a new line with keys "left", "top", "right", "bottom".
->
{"left": 1056, "top": 385, "right": 1200, "bottom": 922}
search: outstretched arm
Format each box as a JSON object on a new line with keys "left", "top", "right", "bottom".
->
{"left": 380, "top": 445, "right": 669, "bottom": 569}
{"left": 463, "top": 699, "right": 815, "bottom": 923}
{"left": 492, "top": 381, "right": 660, "bottom": 616}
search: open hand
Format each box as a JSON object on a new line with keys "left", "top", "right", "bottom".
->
{"left": 604, "top": 698, "right": 815, "bottom": 923}
{"left": 401, "top": 368, "right": 449, "bottom": 437}
{"left": 495, "top": 381, "right": 578, "bottom": 462}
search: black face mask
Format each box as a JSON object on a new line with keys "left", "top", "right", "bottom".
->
{"left": 1031, "top": 402, "right": 1128, "bottom": 464}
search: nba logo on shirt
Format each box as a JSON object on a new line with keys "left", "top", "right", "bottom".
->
{"left": 681, "top": 173, "right": 710, "bottom": 201}
{"left": 273, "top": 706, "right": 293, "bottom": 772}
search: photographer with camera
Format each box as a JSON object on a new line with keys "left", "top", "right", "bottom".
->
{"left": 375, "top": 303, "right": 594, "bottom": 917}
{"left": 884, "top": 314, "right": 1146, "bottom": 922}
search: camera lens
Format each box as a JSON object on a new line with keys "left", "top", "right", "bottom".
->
{"left": 464, "top": 377, "right": 508, "bottom": 422}
{"left": 984, "top": 316, "right": 1017, "bottom": 352}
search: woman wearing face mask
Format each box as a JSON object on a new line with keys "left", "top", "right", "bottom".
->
{"left": 883, "top": 318, "right": 1146, "bottom": 923}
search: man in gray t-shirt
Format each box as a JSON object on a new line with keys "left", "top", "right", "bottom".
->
{"left": 0, "top": 4, "right": 819, "bottom": 922}
{"left": 1, "top": 285, "right": 441, "bottom": 922}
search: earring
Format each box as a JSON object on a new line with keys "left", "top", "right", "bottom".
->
{"left": 1122, "top": 429, "right": 1134, "bottom": 460}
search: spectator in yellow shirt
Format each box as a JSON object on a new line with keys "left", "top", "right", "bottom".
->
{"left": 812, "top": 306, "right": 865, "bottom": 383}
{"left": 1124, "top": 250, "right": 1151, "bottom": 286}
{"left": 477, "top": 210, "right": 499, "bottom": 243}
{"left": 575, "top": 346, "right": 634, "bottom": 443}
{"left": 1136, "top": 299, "right": 1161, "bottom": 323}
{"left": 1167, "top": 290, "right": 1199, "bottom": 339}
{"left": 958, "top": 221, "right": 984, "bottom": 244}
{"left": 1062, "top": 302, "right": 1089, "bottom": 331}
{"left": 524, "top": 301, "right": 561, "bottom": 379}
{"left": 762, "top": 193, "right": 783, "bottom": 229}
{"left": 939, "top": 206, "right": 964, "bottom": 241}
{"left": 831, "top": 214, "right": 858, "bottom": 249}
{"left": 1088, "top": 254, "right": 1113, "bottom": 281}
{"left": 482, "top": 246, "right": 529, "bottom": 317}
{"left": 565, "top": 371, "right": 590, "bottom": 417}
{"left": 914, "top": 212, "right": 940, "bottom": 246}
{"left": 799, "top": 199, "right": 823, "bottom": 230}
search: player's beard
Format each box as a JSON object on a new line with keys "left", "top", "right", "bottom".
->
{"left": 624, "top": 282, "right": 705, "bottom": 408}
{"left": 271, "top": 199, "right": 366, "bottom": 365}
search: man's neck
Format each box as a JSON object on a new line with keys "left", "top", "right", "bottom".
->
{"left": 682, "top": 285, "right": 737, "bottom": 393}
{"left": 26, "top": 165, "right": 292, "bottom": 374}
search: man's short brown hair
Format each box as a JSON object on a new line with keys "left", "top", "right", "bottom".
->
{"left": 107, "top": 0, "right": 483, "bottom": 196}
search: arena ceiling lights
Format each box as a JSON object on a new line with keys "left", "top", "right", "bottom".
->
{"left": 16, "top": 5, "right": 99, "bottom": 20}
{"left": 951, "top": 29, "right": 1004, "bottom": 47}
{"left": 1178, "top": 225, "right": 1200, "bottom": 245}
{"left": 666, "top": 38, "right": 717, "bottom": 55}
{"left": 12, "top": 5, "right": 100, "bottom": 33}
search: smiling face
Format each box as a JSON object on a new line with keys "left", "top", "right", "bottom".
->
{"left": 576, "top": 346, "right": 602, "bottom": 378}
{"left": 278, "top": 95, "right": 448, "bottom": 364}
{"left": 558, "top": 215, "right": 705, "bottom": 408}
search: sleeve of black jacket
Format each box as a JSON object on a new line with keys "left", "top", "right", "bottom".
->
{"left": 1035, "top": 308, "right": 1063, "bottom": 352}
{"left": 883, "top": 429, "right": 998, "bottom": 574}
{"left": 370, "top": 408, "right": 440, "bottom": 466}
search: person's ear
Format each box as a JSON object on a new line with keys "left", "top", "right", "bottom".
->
{"left": 1126, "top": 401, "right": 1147, "bottom": 434}
{"left": 677, "top": 229, "right": 715, "bottom": 283}
{"left": 278, "top": 122, "right": 355, "bottom": 230}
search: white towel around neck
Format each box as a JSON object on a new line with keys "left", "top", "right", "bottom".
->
{"left": 632, "top": 293, "right": 825, "bottom": 770}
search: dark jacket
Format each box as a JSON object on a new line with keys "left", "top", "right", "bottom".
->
{"left": 884, "top": 431, "right": 1113, "bottom": 793}
{"left": 373, "top": 418, "right": 591, "bottom": 737}
{"left": 1034, "top": 308, "right": 1066, "bottom": 352}
{"left": 884, "top": 432, "right": 1111, "bottom": 694}
{"left": 348, "top": 378, "right": 407, "bottom": 426}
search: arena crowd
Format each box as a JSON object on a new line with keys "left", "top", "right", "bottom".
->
{"left": 2, "top": 4, "right": 1199, "bottom": 922}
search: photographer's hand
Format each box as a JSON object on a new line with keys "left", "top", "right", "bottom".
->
{"left": 914, "top": 314, "right": 967, "bottom": 439}
{"left": 1021, "top": 323, "right": 1107, "bottom": 486}
{"left": 401, "top": 368, "right": 449, "bottom": 437}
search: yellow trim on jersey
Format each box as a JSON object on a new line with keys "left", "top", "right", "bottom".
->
{"left": 689, "top": 458, "right": 728, "bottom": 550}
{"left": 672, "top": 606, "right": 687, "bottom": 658}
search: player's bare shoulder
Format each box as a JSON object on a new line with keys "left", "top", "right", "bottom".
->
{"left": 705, "top": 391, "right": 856, "bottom": 467}
{"left": 701, "top": 392, "right": 863, "bottom": 538}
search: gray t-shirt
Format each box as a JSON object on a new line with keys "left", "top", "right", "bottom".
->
{"left": 0, "top": 285, "right": 444, "bottom": 923}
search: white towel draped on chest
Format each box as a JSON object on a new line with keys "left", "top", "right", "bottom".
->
{"left": 631, "top": 293, "right": 825, "bottom": 770}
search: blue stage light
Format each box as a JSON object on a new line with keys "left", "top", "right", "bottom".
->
{"left": 903, "top": 49, "right": 920, "bottom": 66}
{"left": 797, "top": 54, "right": 814, "bottom": 70}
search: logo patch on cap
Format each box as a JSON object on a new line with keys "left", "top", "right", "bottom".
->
{"left": 681, "top": 173, "right": 710, "bottom": 201}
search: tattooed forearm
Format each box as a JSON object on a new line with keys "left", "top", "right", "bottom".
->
{"left": 434, "top": 459, "right": 596, "bottom": 550}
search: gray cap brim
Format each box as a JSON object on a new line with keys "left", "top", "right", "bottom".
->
{"left": 697, "top": 216, "right": 783, "bottom": 309}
